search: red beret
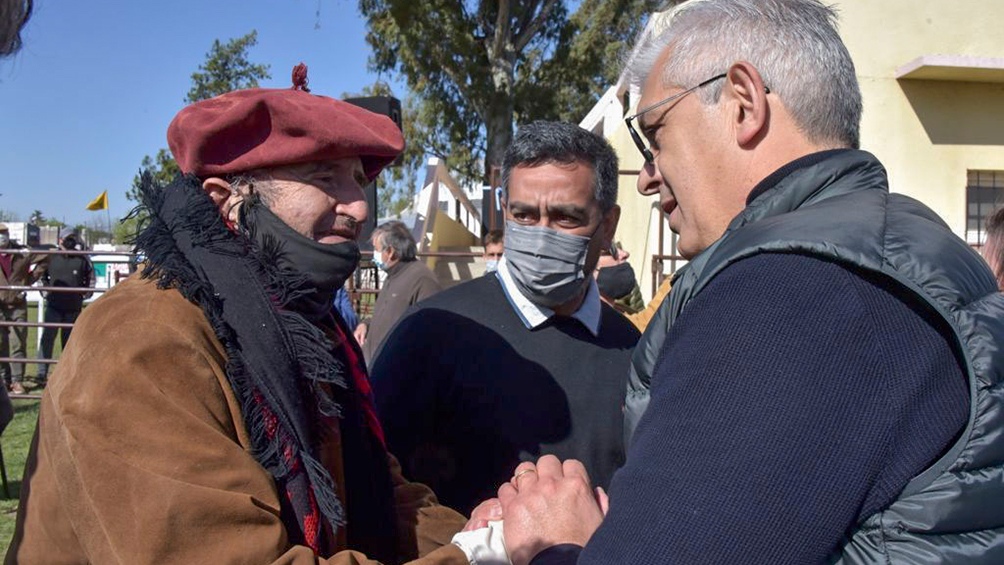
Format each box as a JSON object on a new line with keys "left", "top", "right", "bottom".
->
{"left": 167, "top": 86, "right": 404, "bottom": 181}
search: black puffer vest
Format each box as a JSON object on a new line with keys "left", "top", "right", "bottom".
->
{"left": 624, "top": 150, "right": 1004, "bottom": 562}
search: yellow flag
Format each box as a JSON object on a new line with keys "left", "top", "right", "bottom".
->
{"left": 86, "top": 190, "right": 108, "bottom": 211}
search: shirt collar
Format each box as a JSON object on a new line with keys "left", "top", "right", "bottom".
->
{"left": 495, "top": 256, "right": 602, "bottom": 337}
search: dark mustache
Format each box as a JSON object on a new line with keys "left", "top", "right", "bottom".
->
{"left": 334, "top": 214, "right": 360, "bottom": 234}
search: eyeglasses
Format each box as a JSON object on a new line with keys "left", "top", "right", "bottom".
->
{"left": 625, "top": 73, "right": 775, "bottom": 164}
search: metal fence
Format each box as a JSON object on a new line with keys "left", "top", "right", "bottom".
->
{"left": 1, "top": 248, "right": 484, "bottom": 398}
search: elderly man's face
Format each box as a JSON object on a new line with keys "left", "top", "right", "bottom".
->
{"left": 258, "top": 157, "right": 369, "bottom": 245}
{"left": 636, "top": 49, "right": 745, "bottom": 259}
{"left": 505, "top": 160, "right": 618, "bottom": 278}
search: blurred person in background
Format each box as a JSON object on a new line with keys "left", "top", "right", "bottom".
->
{"left": 481, "top": 229, "right": 504, "bottom": 275}
{"left": 34, "top": 232, "right": 94, "bottom": 386}
{"left": 354, "top": 220, "right": 441, "bottom": 364}
{"left": 981, "top": 206, "right": 1004, "bottom": 291}
{"left": 0, "top": 223, "right": 44, "bottom": 394}
{"left": 0, "top": 0, "right": 33, "bottom": 430}
{"left": 594, "top": 242, "right": 643, "bottom": 315}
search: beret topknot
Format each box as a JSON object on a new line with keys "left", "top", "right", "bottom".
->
{"left": 167, "top": 63, "right": 404, "bottom": 181}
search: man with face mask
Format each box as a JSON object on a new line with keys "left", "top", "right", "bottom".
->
{"left": 8, "top": 65, "right": 474, "bottom": 564}
{"left": 594, "top": 243, "right": 644, "bottom": 315}
{"left": 370, "top": 121, "right": 640, "bottom": 516}
{"left": 34, "top": 232, "right": 94, "bottom": 386}
{"left": 481, "top": 229, "right": 504, "bottom": 275}
{"left": 355, "top": 220, "right": 441, "bottom": 365}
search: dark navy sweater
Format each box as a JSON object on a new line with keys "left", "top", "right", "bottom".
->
{"left": 370, "top": 274, "right": 639, "bottom": 515}
{"left": 532, "top": 253, "right": 968, "bottom": 564}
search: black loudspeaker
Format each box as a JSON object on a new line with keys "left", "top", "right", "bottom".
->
{"left": 360, "top": 180, "right": 378, "bottom": 244}
{"left": 344, "top": 96, "right": 403, "bottom": 167}
{"left": 345, "top": 96, "right": 403, "bottom": 242}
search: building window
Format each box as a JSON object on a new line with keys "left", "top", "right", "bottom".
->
{"left": 966, "top": 170, "right": 1004, "bottom": 246}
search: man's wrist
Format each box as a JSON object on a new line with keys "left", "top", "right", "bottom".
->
{"left": 528, "top": 544, "right": 583, "bottom": 565}
{"left": 451, "top": 520, "right": 509, "bottom": 564}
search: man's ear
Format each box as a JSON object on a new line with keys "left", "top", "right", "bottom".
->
{"left": 202, "top": 177, "right": 234, "bottom": 215}
{"left": 724, "top": 61, "right": 770, "bottom": 146}
{"left": 601, "top": 205, "right": 621, "bottom": 246}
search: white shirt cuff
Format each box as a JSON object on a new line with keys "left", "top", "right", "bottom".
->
{"left": 451, "top": 520, "right": 511, "bottom": 564}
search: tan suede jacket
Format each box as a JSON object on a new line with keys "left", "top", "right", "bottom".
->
{"left": 6, "top": 276, "right": 468, "bottom": 564}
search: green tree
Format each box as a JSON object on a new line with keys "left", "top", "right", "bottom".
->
{"left": 112, "top": 216, "right": 141, "bottom": 245}
{"left": 128, "top": 31, "right": 271, "bottom": 206}
{"left": 358, "top": 0, "right": 659, "bottom": 183}
{"left": 186, "top": 30, "right": 271, "bottom": 104}
{"left": 126, "top": 148, "right": 181, "bottom": 203}
{"left": 27, "top": 210, "right": 66, "bottom": 229}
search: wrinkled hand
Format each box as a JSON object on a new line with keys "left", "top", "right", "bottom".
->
{"left": 463, "top": 497, "right": 503, "bottom": 532}
{"left": 499, "top": 455, "right": 606, "bottom": 565}
{"left": 353, "top": 323, "right": 367, "bottom": 346}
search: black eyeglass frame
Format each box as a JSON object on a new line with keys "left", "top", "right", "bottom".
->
{"left": 624, "top": 73, "right": 770, "bottom": 164}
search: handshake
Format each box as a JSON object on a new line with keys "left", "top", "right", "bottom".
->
{"left": 451, "top": 455, "right": 609, "bottom": 565}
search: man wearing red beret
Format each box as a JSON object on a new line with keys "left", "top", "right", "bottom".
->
{"left": 7, "top": 67, "right": 473, "bottom": 564}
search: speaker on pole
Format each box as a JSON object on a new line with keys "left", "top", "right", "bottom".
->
{"left": 345, "top": 95, "right": 404, "bottom": 240}
{"left": 344, "top": 96, "right": 403, "bottom": 167}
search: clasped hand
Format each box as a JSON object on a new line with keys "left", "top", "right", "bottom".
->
{"left": 466, "top": 455, "right": 607, "bottom": 565}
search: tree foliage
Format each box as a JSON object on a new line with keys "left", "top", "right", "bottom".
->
{"left": 358, "top": 0, "right": 660, "bottom": 183}
{"left": 126, "top": 148, "right": 181, "bottom": 203}
{"left": 29, "top": 209, "right": 65, "bottom": 229}
{"left": 185, "top": 30, "right": 271, "bottom": 104}
{"left": 127, "top": 31, "right": 270, "bottom": 205}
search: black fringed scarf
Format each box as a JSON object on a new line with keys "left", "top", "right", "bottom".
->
{"left": 131, "top": 173, "right": 399, "bottom": 560}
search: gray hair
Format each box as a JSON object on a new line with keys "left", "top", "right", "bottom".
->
{"left": 373, "top": 220, "right": 417, "bottom": 262}
{"left": 627, "top": 0, "right": 861, "bottom": 149}
{"left": 501, "top": 121, "right": 619, "bottom": 212}
{"left": 225, "top": 171, "right": 284, "bottom": 208}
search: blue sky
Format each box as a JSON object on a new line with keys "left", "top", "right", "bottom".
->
{"left": 0, "top": 0, "right": 406, "bottom": 228}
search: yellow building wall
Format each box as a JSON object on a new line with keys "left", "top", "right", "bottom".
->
{"left": 837, "top": 0, "right": 1004, "bottom": 237}
{"left": 609, "top": 126, "right": 667, "bottom": 302}
{"left": 426, "top": 209, "right": 479, "bottom": 286}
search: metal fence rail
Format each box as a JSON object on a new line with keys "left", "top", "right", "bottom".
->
{"left": 1, "top": 248, "right": 484, "bottom": 397}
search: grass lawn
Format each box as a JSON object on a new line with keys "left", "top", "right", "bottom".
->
{"left": 1, "top": 302, "right": 66, "bottom": 552}
{"left": 0, "top": 399, "right": 39, "bottom": 552}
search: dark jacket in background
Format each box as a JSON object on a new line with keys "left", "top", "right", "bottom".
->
{"left": 41, "top": 253, "right": 93, "bottom": 310}
{"left": 362, "top": 259, "right": 441, "bottom": 364}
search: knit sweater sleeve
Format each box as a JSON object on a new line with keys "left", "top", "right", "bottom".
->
{"left": 577, "top": 253, "right": 967, "bottom": 564}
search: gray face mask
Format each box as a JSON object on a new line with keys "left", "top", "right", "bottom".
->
{"left": 504, "top": 223, "right": 595, "bottom": 308}
{"left": 0, "top": 235, "right": 8, "bottom": 247}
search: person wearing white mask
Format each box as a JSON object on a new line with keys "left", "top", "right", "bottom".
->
{"left": 369, "top": 121, "right": 640, "bottom": 523}
{"left": 355, "top": 220, "right": 441, "bottom": 364}
{"left": 481, "top": 229, "right": 504, "bottom": 275}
